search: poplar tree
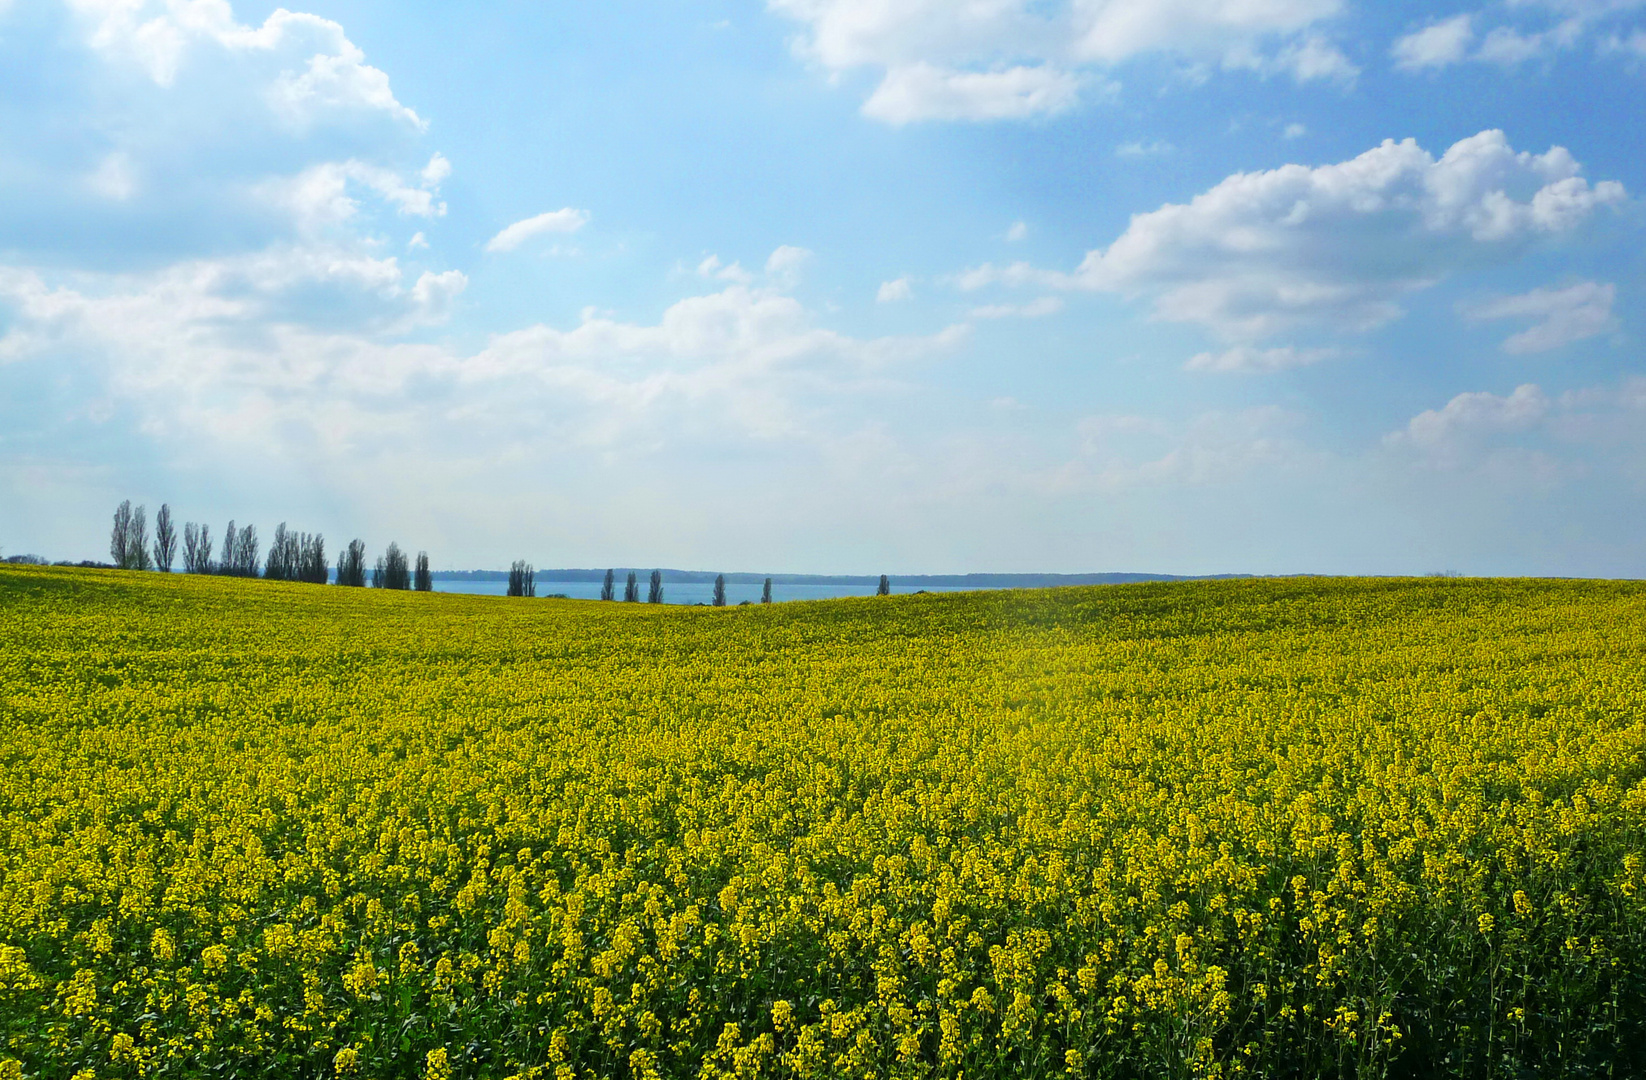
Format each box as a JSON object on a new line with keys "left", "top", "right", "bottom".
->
{"left": 877, "top": 574, "right": 891, "bottom": 596}
{"left": 712, "top": 574, "right": 727, "bottom": 607}
{"left": 762, "top": 578, "right": 773, "bottom": 604}
{"left": 624, "top": 572, "right": 639, "bottom": 603}
{"left": 647, "top": 569, "right": 664, "bottom": 604}
{"left": 110, "top": 501, "right": 133, "bottom": 568}
{"left": 337, "top": 540, "right": 367, "bottom": 586}
{"left": 507, "top": 560, "right": 535, "bottom": 597}
{"left": 183, "top": 522, "right": 213, "bottom": 574}
{"left": 415, "top": 552, "right": 433, "bottom": 592}
{"left": 153, "top": 504, "right": 177, "bottom": 572}
{"left": 601, "top": 569, "right": 616, "bottom": 602}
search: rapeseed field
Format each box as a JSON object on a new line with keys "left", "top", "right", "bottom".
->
{"left": 1, "top": 565, "right": 1644, "bottom": 1079}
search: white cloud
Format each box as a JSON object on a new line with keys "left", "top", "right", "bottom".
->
{"left": 264, "top": 159, "right": 449, "bottom": 234}
{"left": 484, "top": 209, "right": 591, "bottom": 253}
{"left": 960, "top": 130, "right": 1626, "bottom": 341}
{"left": 407, "top": 231, "right": 428, "bottom": 250}
{"left": 1005, "top": 221, "right": 1029, "bottom": 242}
{"left": 878, "top": 277, "right": 914, "bottom": 302}
{"left": 697, "top": 255, "right": 755, "bottom": 284}
{"left": 765, "top": 245, "right": 814, "bottom": 284}
{"left": 66, "top": 2, "right": 423, "bottom": 128}
{"left": 1391, "top": 1, "right": 1646, "bottom": 74}
{"left": 1391, "top": 384, "right": 1550, "bottom": 448}
{"left": 1392, "top": 14, "right": 1475, "bottom": 70}
{"left": 767, "top": 0, "right": 1350, "bottom": 123}
{"left": 86, "top": 151, "right": 138, "bottom": 200}
{"left": 1185, "top": 345, "right": 1338, "bottom": 373}
{"left": 861, "top": 62, "right": 1084, "bottom": 123}
{"left": 1464, "top": 281, "right": 1618, "bottom": 353}
{"left": 1117, "top": 139, "right": 1173, "bottom": 157}
{"left": 969, "top": 296, "right": 1064, "bottom": 319}
{"left": 1283, "top": 122, "right": 1307, "bottom": 138}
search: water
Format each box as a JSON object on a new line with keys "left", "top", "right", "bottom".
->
{"left": 433, "top": 579, "right": 983, "bottom": 604}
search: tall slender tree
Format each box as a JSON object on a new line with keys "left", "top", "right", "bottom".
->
{"left": 762, "top": 577, "right": 773, "bottom": 604}
{"left": 374, "top": 543, "right": 411, "bottom": 589}
{"left": 220, "top": 522, "right": 237, "bottom": 575}
{"left": 235, "top": 524, "right": 259, "bottom": 577}
{"left": 153, "top": 504, "right": 177, "bottom": 572}
{"left": 507, "top": 560, "right": 536, "bottom": 598}
{"left": 182, "top": 522, "right": 213, "bottom": 574}
{"left": 624, "top": 571, "right": 639, "bottom": 603}
{"left": 877, "top": 574, "right": 890, "bottom": 596}
{"left": 129, "top": 506, "right": 152, "bottom": 571}
{"left": 110, "top": 501, "right": 133, "bottom": 568}
{"left": 300, "top": 534, "right": 327, "bottom": 584}
{"left": 712, "top": 574, "right": 727, "bottom": 607}
{"left": 600, "top": 568, "right": 616, "bottom": 602}
{"left": 647, "top": 569, "right": 664, "bottom": 605}
{"left": 337, "top": 539, "right": 367, "bottom": 586}
{"left": 414, "top": 551, "right": 433, "bottom": 592}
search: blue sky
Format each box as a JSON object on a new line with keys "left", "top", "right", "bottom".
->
{"left": 2, "top": 0, "right": 1643, "bottom": 575}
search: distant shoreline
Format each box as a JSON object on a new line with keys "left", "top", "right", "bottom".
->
{"left": 432, "top": 569, "right": 1252, "bottom": 587}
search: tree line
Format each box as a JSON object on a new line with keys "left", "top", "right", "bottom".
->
{"left": 105, "top": 501, "right": 898, "bottom": 604}
{"left": 110, "top": 500, "right": 432, "bottom": 591}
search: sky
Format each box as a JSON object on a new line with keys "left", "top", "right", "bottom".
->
{"left": 1, "top": 0, "right": 1643, "bottom": 576}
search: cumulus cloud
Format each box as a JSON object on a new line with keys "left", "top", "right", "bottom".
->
{"left": 1391, "top": 0, "right": 1644, "bottom": 73}
{"left": 1464, "top": 281, "right": 1618, "bottom": 353}
{"left": 877, "top": 277, "right": 914, "bottom": 302}
{"left": 767, "top": 0, "right": 1350, "bottom": 122}
{"left": 861, "top": 62, "right": 1084, "bottom": 124}
{"left": 765, "top": 245, "right": 814, "bottom": 284}
{"left": 261, "top": 157, "right": 450, "bottom": 235}
{"left": 66, "top": 1, "right": 423, "bottom": 128}
{"left": 697, "top": 255, "right": 755, "bottom": 284}
{"left": 1392, "top": 14, "right": 1476, "bottom": 70}
{"left": 484, "top": 209, "right": 591, "bottom": 253}
{"left": 959, "top": 130, "right": 1625, "bottom": 342}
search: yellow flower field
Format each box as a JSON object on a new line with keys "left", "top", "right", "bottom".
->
{"left": 1, "top": 565, "right": 1644, "bottom": 1079}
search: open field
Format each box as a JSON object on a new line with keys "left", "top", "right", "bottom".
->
{"left": 2, "top": 566, "right": 1644, "bottom": 1079}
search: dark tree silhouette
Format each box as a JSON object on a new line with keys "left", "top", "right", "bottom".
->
{"left": 600, "top": 568, "right": 616, "bottom": 602}
{"left": 647, "top": 569, "right": 664, "bottom": 604}
{"left": 265, "top": 523, "right": 294, "bottom": 580}
{"left": 877, "top": 574, "right": 890, "bottom": 596}
{"left": 153, "top": 504, "right": 177, "bottom": 572}
{"left": 337, "top": 539, "right": 367, "bottom": 587}
{"left": 415, "top": 551, "right": 433, "bottom": 592}
{"left": 624, "top": 571, "right": 639, "bottom": 603}
{"left": 507, "top": 560, "right": 536, "bottom": 598}
{"left": 129, "top": 506, "right": 152, "bottom": 571}
{"left": 762, "top": 577, "right": 773, "bottom": 604}
{"left": 234, "top": 524, "right": 259, "bottom": 577}
{"left": 374, "top": 543, "right": 411, "bottom": 589}
{"left": 712, "top": 574, "right": 727, "bottom": 607}
{"left": 220, "top": 522, "right": 237, "bottom": 574}
{"left": 299, "top": 534, "right": 327, "bottom": 584}
{"left": 110, "top": 501, "right": 133, "bottom": 568}
{"left": 182, "top": 522, "right": 213, "bottom": 574}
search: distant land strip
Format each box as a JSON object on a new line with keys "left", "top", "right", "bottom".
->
{"left": 432, "top": 570, "right": 1253, "bottom": 587}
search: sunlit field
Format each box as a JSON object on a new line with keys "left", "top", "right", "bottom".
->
{"left": 2, "top": 566, "right": 1644, "bottom": 1079}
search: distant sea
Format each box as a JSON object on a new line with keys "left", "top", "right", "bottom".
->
{"left": 426, "top": 570, "right": 1243, "bottom": 605}
{"left": 433, "top": 579, "right": 979, "bottom": 604}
